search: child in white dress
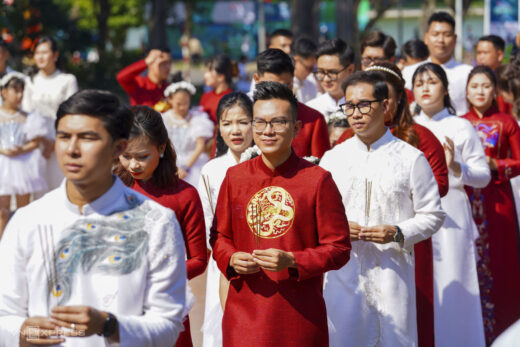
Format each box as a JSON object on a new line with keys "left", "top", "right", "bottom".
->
{"left": 0, "top": 73, "right": 47, "bottom": 236}
{"left": 162, "top": 81, "right": 214, "bottom": 186}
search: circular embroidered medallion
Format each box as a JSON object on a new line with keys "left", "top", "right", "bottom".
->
{"left": 246, "top": 186, "right": 295, "bottom": 239}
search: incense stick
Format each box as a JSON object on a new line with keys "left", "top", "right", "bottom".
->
{"left": 201, "top": 175, "right": 215, "bottom": 216}
{"left": 38, "top": 225, "right": 58, "bottom": 313}
{"left": 365, "top": 179, "right": 372, "bottom": 227}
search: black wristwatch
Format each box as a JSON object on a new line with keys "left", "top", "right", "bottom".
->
{"left": 98, "top": 312, "right": 118, "bottom": 338}
{"left": 393, "top": 225, "right": 404, "bottom": 243}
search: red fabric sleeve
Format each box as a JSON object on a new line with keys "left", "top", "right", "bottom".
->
{"left": 414, "top": 124, "right": 449, "bottom": 197}
{"left": 290, "top": 172, "right": 351, "bottom": 281}
{"left": 116, "top": 59, "right": 147, "bottom": 96}
{"left": 334, "top": 128, "right": 354, "bottom": 146}
{"left": 210, "top": 173, "right": 239, "bottom": 280}
{"left": 179, "top": 185, "right": 209, "bottom": 279}
{"left": 310, "top": 113, "right": 331, "bottom": 158}
{"left": 496, "top": 119, "right": 520, "bottom": 181}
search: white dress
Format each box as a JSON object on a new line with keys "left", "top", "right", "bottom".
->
{"left": 22, "top": 70, "right": 78, "bottom": 192}
{"left": 197, "top": 150, "right": 237, "bottom": 347}
{"left": 414, "top": 108, "right": 491, "bottom": 347}
{"left": 162, "top": 107, "right": 214, "bottom": 187}
{"left": 0, "top": 109, "right": 48, "bottom": 195}
{"left": 0, "top": 177, "right": 189, "bottom": 347}
{"left": 402, "top": 58, "right": 473, "bottom": 116}
{"left": 320, "top": 129, "right": 445, "bottom": 347}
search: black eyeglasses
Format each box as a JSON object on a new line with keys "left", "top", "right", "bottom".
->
{"left": 313, "top": 67, "right": 347, "bottom": 81}
{"left": 252, "top": 118, "right": 291, "bottom": 132}
{"left": 340, "top": 100, "right": 382, "bottom": 116}
{"left": 360, "top": 57, "right": 387, "bottom": 67}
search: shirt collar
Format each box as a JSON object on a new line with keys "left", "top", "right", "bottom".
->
{"left": 417, "top": 107, "right": 452, "bottom": 122}
{"left": 62, "top": 176, "right": 142, "bottom": 216}
{"left": 353, "top": 128, "right": 394, "bottom": 152}
{"left": 427, "top": 56, "right": 457, "bottom": 68}
{"left": 256, "top": 149, "right": 300, "bottom": 177}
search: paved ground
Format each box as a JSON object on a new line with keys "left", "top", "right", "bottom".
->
{"left": 188, "top": 268, "right": 207, "bottom": 347}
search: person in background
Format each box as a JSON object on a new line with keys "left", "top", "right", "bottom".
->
{"left": 497, "top": 61, "right": 520, "bottom": 121}
{"left": 162, "top": 81, "right": 214, "bottom": 186}
{"left": 476, "top": 35, "right": 509, "bottom": 113}
{"left": 0, "top": 38, "right": 15, "bottom": 80}
{"left": 268, "top": 28, "right": 293, "bottom": 55}
{"left": 462, "top": 65, "right": 520, "bottom": 344}
{"left": 402, "top": 12, "right": 473, "bottom": 115}
{"left": 22, "top": 36, "right": 78, "bottom": 194}
{"left": 116, "top": 47, "right": 171, "bottom": 107}
{"left": 306, "top": 39, "right": 355, "bottom": 121}
{"left": 200, "top": 54, "right": 234, "bottom": 124}
{"left": 398, "top": 39, "right": 429, "bottom": 70}
{"left": 115, "top": 105, "right": 207, "bottom": 347}
{"left": 292, "top": 37, "right": 318, "bottom": 103}
{"left": 0, "top": 73, "right": 48, "bottom": 238}
{"left": 252, "top": 48, "right": 330, "bottom": 158}
{"left": 360, "top": 30, "right": 397, "bottom": 70}
{"left": 198, "top": 92, "right": 255, "bottom": 347}
{"left": 412, "top": 63, "right": 490, "bottom": 347}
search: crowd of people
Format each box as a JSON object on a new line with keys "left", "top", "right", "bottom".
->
{"left": 0, "top": 9, "right": 520, "bottom": 347}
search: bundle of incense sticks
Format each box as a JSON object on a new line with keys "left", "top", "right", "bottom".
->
{"left": 365, "top": 179, "right": 372, "bottom": 228}
{"left": 201, "top": 175, "right": 215, "bottom": 216}
{"left": 38, "top": 224, "right": 58, "bottom": 313}
{"left": 252, "top": 204, "right": 262, "bottom": 247}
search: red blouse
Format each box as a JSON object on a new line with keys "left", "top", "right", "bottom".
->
{"left": 116, "top": 59, "right": 167, "bottom": 107}
{"left": 131, "top": 179, "right": 208, "bottom": 279}
{"left": 199, "top": 88, "right": 233, "bottom": 124}
{"left": 293, "top": 102, "right": 331, "bottom": 158}
{"left": 463, "top": 106, "right": 520, "bottom": 183}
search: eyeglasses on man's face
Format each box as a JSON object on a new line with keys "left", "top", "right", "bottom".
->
{"left": 360, "top": 57, "right": 387, "bottom": 67}
{"left": 252, "top": 118, "right": 292, "bottom": 132}
{"left": 340, "top": 99, "right": 382, "bottom": 116}
{"left": 313, "top": 67, "right": 347, "bottom": 81}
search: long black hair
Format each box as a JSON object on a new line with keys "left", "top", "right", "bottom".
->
{"left": 114, "top": 106, "right": 179, "bottom": 188}
{"left": 412, "top": 62, "right": 456, "bottom": 115}
{"left": 215, "top": 92, "right": 253, "bottom": 157}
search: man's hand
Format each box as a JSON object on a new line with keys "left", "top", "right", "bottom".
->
{"left": 252, "top": 248, "right": 296, "bottom": 272}
{"left": 230, "top": 252, "right": 260, "bottom": 274}
{"left": 20, "top": 316, "right": 64, "bottom": 347}
{"left": 358, "top": 224, "right": 397, "bottom": 244}
{"left": 50, "top": 306, "right": 107, "bottom": 337}
{"left": 348, "top": 221, "right": 362, "bottom": 241}
{"left": 145, "top": 49, "right": 162, "bottom": 66}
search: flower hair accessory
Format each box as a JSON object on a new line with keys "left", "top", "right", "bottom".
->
{"left": 239, "top": 145, "right": 262, "bottom": 163}
{"left": 0, "top": 72, "right": 26, "bottom": 88}
{"left": 327, "top": 109, "right": 347, "bottom": 125}
{"left": 164, "top": 81, "right": 196, "bottom": 97}
{"left": 366, "top": 65, "right": 403, "bottom": 82}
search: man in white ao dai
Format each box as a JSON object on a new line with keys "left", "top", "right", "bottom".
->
{"left": 321, "top": 71, "right": 446, "bottom": 347}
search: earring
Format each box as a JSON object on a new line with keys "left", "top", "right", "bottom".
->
{"left": 160, "top": 152, "right": 164, "bottom": 158}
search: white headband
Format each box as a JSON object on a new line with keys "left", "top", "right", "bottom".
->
{"left": 0, "top": 72, "right": 26, "bottom": 88}
{"left": 164, "top": 81, "right": 196, "bottom": 97}
{"left": 366, "top": 65, "right": 403, "bottom": 82}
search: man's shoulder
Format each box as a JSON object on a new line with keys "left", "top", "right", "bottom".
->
{"left": 305, "top": 94, "right": 326, "bottom": 108}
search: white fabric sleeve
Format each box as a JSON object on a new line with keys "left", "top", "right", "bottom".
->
{"left": 0, "top": 213, "right": 29, "bottom": 346}
{"left": 399, "top": 154, "right": 446, "bottom": 251}
{"left": 64, "top": 74, "right": 78, "bottom": 100}
{"left": 197, "top": 166, "right": 215, "bottom": 249}
{"left": 117, "top": 208, "right": 187, "bottom": 347}
{"left": 24, "top": 111, "right": 50, "bottom": 140}
{"left": 189, "top": 109, "right": 214, "bottom": 140}
{"left": 21, "top": 79, "right": 34, "bottom": 114}
{"left": 453, "top": 119, "right": 491, "bottom": 188}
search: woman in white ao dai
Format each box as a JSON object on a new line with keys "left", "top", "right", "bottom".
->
{"left": 197, "top": 92, "right": 254, "bottom": 347}
{"left": 412, "top": 63, "right": 491, "bottom": 347}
